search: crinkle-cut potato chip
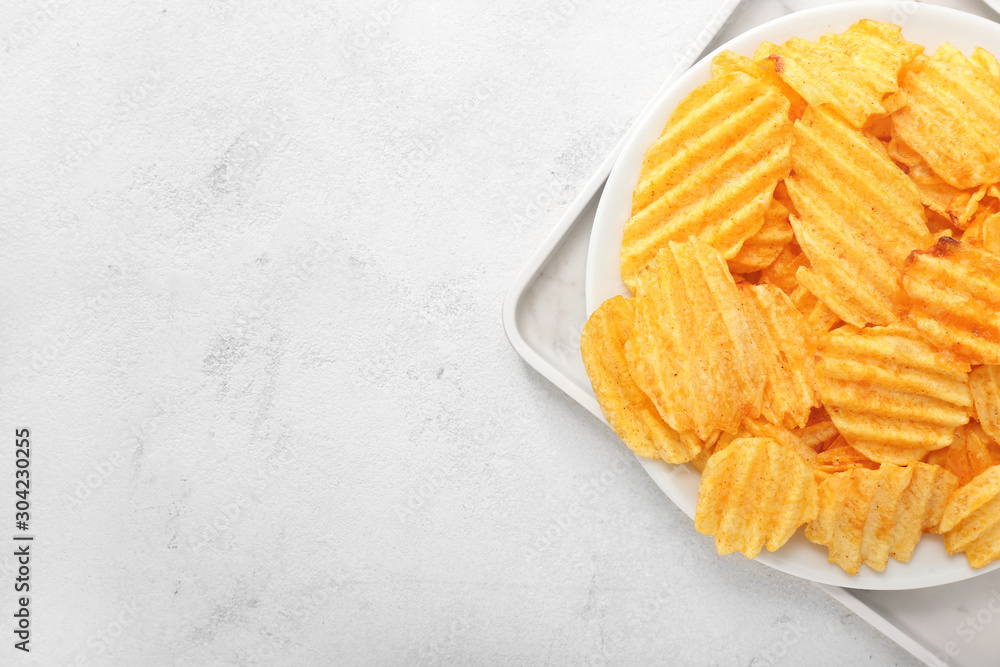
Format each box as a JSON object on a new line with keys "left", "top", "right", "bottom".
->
{"left": 815, "top": 323, "right": 972, "bottom": 464}
{"left": 786, "top": 105, "right": 932, "bottom": 327}
{"left": 970, "top": 365, "right": 1000, "bottom": 442}
{"left": 961, "top": 203, "right": 1000, "bottom": 255}
{"left": 738, "top": 284, "right": 819, "bottom": 428}
{"left": 941, "top": 465, "right": 1000, "bottom": 568}
{"left": 621, "top": 71, "right": 792, "bottom": 290}
{"left": 625, "top": 241, "right": 764, "bottom": 439}
{"left": 728, "top": 197, "right": 794, "bottom": 274}
{"left": 743, "top": 417, "right": 818, "bottom": 464}
{"left": 581, "top": 295, "right": 706, "bottom": 463}
{"left": 864, "top": 114, "right": 894, "bottom": 142}
{"left": 971, "top": 45, "right": 1000, "bottom": 78}
{"left": 813, "top": 438, "right": 878, "bottom": 474}
{"left": 760, "top": 244, "right": 808, "bottom": 295}
{"left": 711, "top": 50, "right": 807, "bottom": 120}
{"left": 894, "top": 43, "right": 1000, "bottom": 190}
{"left": 888, "top": 131, "right": 988, "bottom": 229}
{"left": 794, "top": 417, "right": 839, "bottom": 452}
{"left": 902, "top": 237, "right": 1000, "bottom": 364}
{"left": 806, "top": 463, "right": 959, "bottom": 574}
{"left": 755, "top": 19, "right": 922, "bottom": 128}
{"left": 695, "top": 437, "right": 818, "bottom": 558}
{"left": 926, "top": 424, "right": 1000, "bottom": 487}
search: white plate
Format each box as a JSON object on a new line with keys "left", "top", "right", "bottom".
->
{"left": 586, "top": 1, "right": 1000, "bottom": 590}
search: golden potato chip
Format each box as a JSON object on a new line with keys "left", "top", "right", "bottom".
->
{"left": 794, "top": 418, "right": 839, "bottom": 452}
{"left": 902, "top": 237, "right": 1000, "bottom": 364}
{"left": 815, "top": 323, "right": 972, "bottom": 464}
{"left": 806, "top": 463, "right": 958, "bottom": 573}
{"left": 755, "top": 19, "right": 921, "bottom": 128}
{"left": 581, "top": 296, "right": 706, "bottom": 463}
{"left": 786, "top": 105, "right": 932, "bottom": 326}
{"left": 621, "top": 72, "right": 792, "bottom": 290}
{"left": 739, "top": 284, "right": 819, "bottom": 428}
{"left": 864, "top": 114, "right": 894, "bottom": 142}
{"left": 626, "top": 241, "right": 764, "bottom": 439}
{"left": 961, "top": 202, "right": 1000, "bottom": 255}
{"left": 711, "top": 50, "right": 807, "bottom": 120}
{"left": 812, "top": 438, "right": 877, "bottom": 474}
{"left": 941, "top": 465, "right": 1000, "bottom": 568}
{"left": 888, "top": 131, "right": 987, "bottom": 229}
{"left": 894, "top": 44, "right": 1000, "bottom": 189}
{"left": 696, "top": 437, "right": 818, "bottom": 558}
{"left": 970, "top": 365, "right": 1000, "bottom": 442}
{"left": 891, "top": 464, "right": 960, "bottom": 561}
{"left": 743, "top": 417, "right": 818, "bottom": 464}
{"left": 760, "top": 244, "right": 807, "bottom": 295}
{"left": 728, "top": 197, "right": 794, "bottom": 274}
{"left": 926, "top": 424, "right": 1000, "bottom": 487}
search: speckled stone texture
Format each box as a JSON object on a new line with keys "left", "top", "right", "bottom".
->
{"left": 0, "top": 1, "right": 928, "bottom": 665}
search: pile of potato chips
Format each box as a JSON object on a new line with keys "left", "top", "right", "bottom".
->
{"left": 582, "top": 20, "right": 1000, "bottom": 575}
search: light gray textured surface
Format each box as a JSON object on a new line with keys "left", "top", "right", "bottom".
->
{"left": 0, "top": 0, "right": 962, "bottom": 664}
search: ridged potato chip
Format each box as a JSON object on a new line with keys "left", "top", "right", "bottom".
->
{"left": 581, "top": 296, "right": 705, "bottom": 463}
{"left": 626, "top": 241, "right": 764, "bottom": 439}
{"left": 888, "top": 132, "right": 988, "bottom": 229}
{"left": 739, "top": 284, "right": 819, "bottom": 428}
{"left": 806, "top": 463, "right": 959, "bottom": 573}
{"left": 786, "top": 105, "right": 932, "bottom": 326}
{"left": 941, "top": 465, "right": 1000, "bottom": 568}
{"left": 621, "top": 72, "right": 792, "bottom": 290}
{"left": 815, "top": 323, "right": 972, "bottom": 464}
{"left": 755, "top": 19, "right": 922, "bottom": 128}
{"left": 794, "top": 417, "right": 840, "bottom": 452}
{"left": 696, "top": 437, "right": 818, "bottom": 558}
{"left": 812, "top": 438, "right": 877, "bottom": 474}
{"left": 894, "top": 44, "right": 1000, "bottom": 189}
{"left": 959, "top": 202, "right": 1000, "bottom": 254}
{"left": 728, "top": 196, "right": 794, "bottom": 274}
{"left": 926, "top": 424, "right": 1000, "bottom": 487}
{"left": 711, "top": 50, "right": 807, "bottom": 120}
{"left": 902, "top": 237, "right": 1000, "bottom": 364}
{"left": 970, "top": 365, "right": 1000, "bottom": 442}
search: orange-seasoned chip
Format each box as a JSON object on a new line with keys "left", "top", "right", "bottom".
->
{"left": 794, "top": 417, "right": 839, "bottom": 452}
{"left": 812, "top": 438, "right": 877, "bottom": 474}
{"left": 888, "top": 131, "right": 987, "bottom": 229}
{"left": 902, "top": 237, "right": 1000, "bottom": 364}
{"left": 739, "top": 284, "right": 819, "bottom": 428}
{"left": 581, "top": 296, "right": 705, "bottom": 463}
{"left": 755, "top": 19, "right": 922, "bottom": 128}
{"left": 960, "top": 201, "right": 1000, "bottom": 254}
{"left": 621, "top": 72, "right": 792, "bottom": 290}
{"left": 815, "top": 323, "right": 972, "bottom": 464}
{"left": 941, "top": 465, "right": 1000, "bottom": 568}
{"left": 743, "top": 417, "right": 818, "bottom": 465}
{"left": 711, "top": 50, "right": 807, "bottom": 120}
{"left": 786, "top": 105, "right": 932, "bottom": 326}
{"left": 926, "top": 424, "right": 1000, "bottom": 487}
{"left": 970, "top": 365, "right": 1000, "bottom": 442}
{"left": 626, "top": 241, "right": 764, "bottom": 439}
{"left": 760, "top": 244, "right": 808, "bottom": 295}
{"left": 806, "top": 463, "right": 959, "bottom": 573}
{"left": 728, "top": 197, "right": 794, "bottom": 274}
{"left": 894, "top": 43, "right": 1000, "bottom": 190}
{"left": 695, "top": 437, "right": 818, "bottom": 558}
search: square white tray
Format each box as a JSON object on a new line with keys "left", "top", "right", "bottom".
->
{"left": 503, "top": 2, "right": 1000, "bottom": 664}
